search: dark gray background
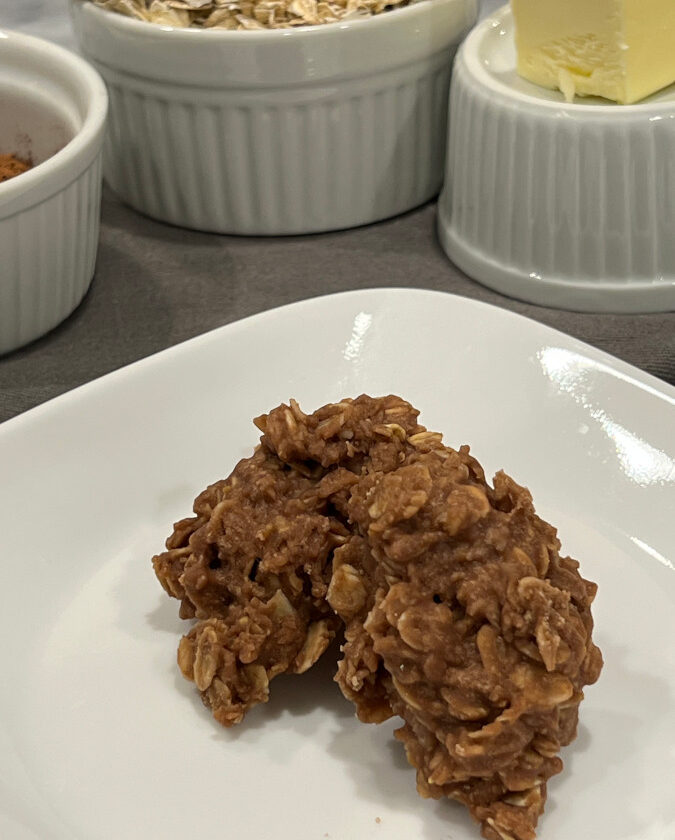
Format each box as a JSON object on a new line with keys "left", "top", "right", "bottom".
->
{"left": 1, "top": 1, "right": 673, "bottom": 423}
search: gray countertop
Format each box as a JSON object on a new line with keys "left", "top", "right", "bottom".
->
{"left": 1, "top": 1, "right": 673, "bottom": 423}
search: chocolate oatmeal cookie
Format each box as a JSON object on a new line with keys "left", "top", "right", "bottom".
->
{"left": 152, "top": 395, "right": 602, "bottom": 839}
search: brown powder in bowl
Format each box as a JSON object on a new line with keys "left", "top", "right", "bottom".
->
{"left": 0, "top": 154, "right": 32, "bottom": 184}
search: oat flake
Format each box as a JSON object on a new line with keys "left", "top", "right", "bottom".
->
{"left": 88, "top": 0, "right": 421, "bottom": 29}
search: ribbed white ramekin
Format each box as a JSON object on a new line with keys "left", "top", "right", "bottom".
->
{"left": 438, "top": 5, "right": 675, "bottom": 313}
{"left": 69, "top": 0, "right": 477, "bottom": 235}
{"left": 0, "top": 30, "right": 107, "bottom": 355}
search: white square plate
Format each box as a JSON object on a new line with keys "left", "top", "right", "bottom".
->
{"left": 1, "top": 289, "right": 673, "bottom": 840}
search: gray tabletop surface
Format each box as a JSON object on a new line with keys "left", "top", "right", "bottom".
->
{"left": 1, "top": 1, "right": 673, "bottom": 425}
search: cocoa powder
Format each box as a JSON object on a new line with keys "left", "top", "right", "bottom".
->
{"left": 0, "top": 154, "right": 31, "bottom": 183}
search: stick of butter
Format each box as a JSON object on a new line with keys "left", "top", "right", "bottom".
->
{"left": 511, "top": 0, "right": 675, "bottom": 104}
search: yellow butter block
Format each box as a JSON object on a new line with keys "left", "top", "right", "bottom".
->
{"left": 511, "top": 0, "right": 675, "bottom": 104}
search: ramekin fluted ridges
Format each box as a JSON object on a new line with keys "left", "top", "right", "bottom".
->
{"left": 70, "top": 0, "right": 477, "bottom": 236}
{"left": 438, "top": 5, "right": 675, "bottom": 313}
{"left": 0, "top": 30, "right": 107, "bottom": 355}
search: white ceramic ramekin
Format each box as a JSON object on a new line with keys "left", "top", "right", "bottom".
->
{"left": 69, "top": 0, "right": 477, "bottom": 235}
{"left": 438, "top": 5, "right": 675, "bottom": 313}
{"left": 0, "top": 30, "right": 107, "bottom": 355}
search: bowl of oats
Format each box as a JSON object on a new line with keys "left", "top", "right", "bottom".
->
{"left": 0, "top": 28, "right": 107, "bottom": 355}
{"left": 69, "top": 0, "right": 477, "bottom": 234}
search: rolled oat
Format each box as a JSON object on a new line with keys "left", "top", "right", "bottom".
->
{"left": 88, "top": 0, "right": 420, "bottom": 29}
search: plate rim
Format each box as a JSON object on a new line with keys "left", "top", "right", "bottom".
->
{"left": 1, "top": 287, "right": 673, "bottom": 439}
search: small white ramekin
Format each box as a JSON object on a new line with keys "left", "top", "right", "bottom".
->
{"left": 0, "top": 30, "right": 107, "bottom": 355}
{"left": 438, "top": 5, "right": 675, "bottom": 313}
{"left": 69, "top": 0, "right": 477, "bottom": 235}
